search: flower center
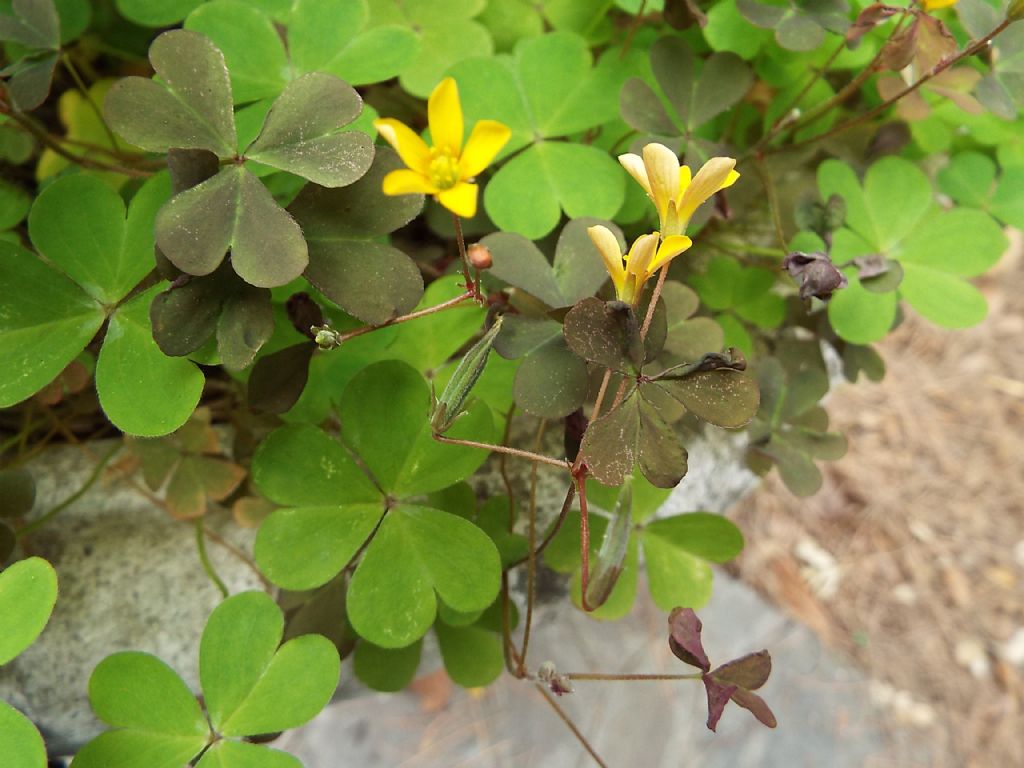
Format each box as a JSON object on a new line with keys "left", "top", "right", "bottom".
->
{"left": 428, "top": 148, "right": 461, "bottom": 190}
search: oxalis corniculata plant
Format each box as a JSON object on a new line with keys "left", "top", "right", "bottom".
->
{"left": 1, "top": 0, "right": 1021, "bottom": 764}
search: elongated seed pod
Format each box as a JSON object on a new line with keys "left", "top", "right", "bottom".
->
{"left": 431, "top": 315, "right": 504, "bottom": 434}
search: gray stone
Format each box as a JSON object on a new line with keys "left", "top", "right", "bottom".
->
{"left": 277, "top": 574, "right": 896, "bottom": 767}
{"left": 0, "top": 442, "right": 264, "bottom": 756}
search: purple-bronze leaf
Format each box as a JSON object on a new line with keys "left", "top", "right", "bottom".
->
{"left": 667, "top": 607, "right": 710, "bottom": 672}
{"left": 731, "top": 687, "right": 777, "bottom": 728}
{"left": 702, "top": 674, "right": 737, "bottom": 732}
{"left": 711, "top": 649, "right": 771, "bottom": 690}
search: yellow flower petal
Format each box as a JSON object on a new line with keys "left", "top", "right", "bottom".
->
{"left": 437, "top": 181, "right": 478, "bottom": 218}
{"left": 382, "top": 168, "right": 438, "bottom": 196}
{"left": 642, "top": 143, "right": 681, "bottom": 219}
{"left": 648, "top": 234, "right": 693, "bottom": 273}
{"left": 678, "top": 156, "right": 737, "bottom": 222}
{"left": 923, "top": 0, "right": 957, "bottom": 10}
{"left": 459, "top": 119, "right": 512, "bottom": 178}
{"left": 428, "top": 77, "right": 464, "bottom": 155}
{"left": 625, "top": 232, "right": 660, "bottom": 280}
{"left": 587, "top": 225, "right": 627, "bottom": 292}
{"left": 618, "top": 153, "right": 652, "bottom": 199}
{"left": 374, "top": 118, "right": 431, "bottom": 175}
{"left": 677, "top": 164, "right": 692, "bottom": 199}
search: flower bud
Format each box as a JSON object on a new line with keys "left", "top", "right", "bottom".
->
{"left": 467, "top": 242, "right": 493, "bottom": 270}
{"left": 1009, "top": 0, "right": 1024, "bottom": 22}
{"left": 310, "top": 324, "right": 342, "bottom": 351}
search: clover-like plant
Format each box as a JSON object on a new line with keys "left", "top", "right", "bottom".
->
{"left": 103, "top": 29, "right": 373, "bottom": 288}
{"left": 74, "top": 591, "right": 340, "bottom": 768}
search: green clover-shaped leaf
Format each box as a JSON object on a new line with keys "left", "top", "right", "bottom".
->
{"left": 104, "top": 30, "right": 374, "bottom": 288}
{"left": 817, "top": 156, "right": 1007, "bottom": 342}
{"left": 449, "top": 32, "right": 628, "bottom": 237}
{"left": 0, "top": 0, "right": 60, "bottom": 111}
{"left": 289, "top": 147, "right": 424, "bottom": 324}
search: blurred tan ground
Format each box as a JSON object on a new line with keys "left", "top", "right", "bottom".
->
{"left": 729, "top": 231, "right": 1024, "bottom": 767}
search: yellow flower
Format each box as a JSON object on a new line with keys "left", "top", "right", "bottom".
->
{"left": 588, "top": 225, "right": 692, "bottom": 305}
{"left": 618, "top": 144, "right": 739, "bottom": 237}
{"left": 373, "top": 77, "right": 511, "bottom": 219}
{"left": 922, "top": 0, "right": 957, "bottom": 10}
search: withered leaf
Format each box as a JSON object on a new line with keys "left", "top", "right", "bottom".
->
{"left": 782, "top": 251, "right": 848, "bottom": 301}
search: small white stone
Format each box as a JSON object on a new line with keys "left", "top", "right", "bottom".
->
{"left": 795, "top": 537, "right": 841, "bottom": 599}
{"left": 892, "top": 583, "right": 917, "bottom": 606}
{"left": 1014, "top": 540, "right": 1024, "bottom": 568}
{"left": 1001, "top": 628, "right": 1024, "bottom": 667}
{"left": 955, "top": 638, "right": 991, "bottom": 679}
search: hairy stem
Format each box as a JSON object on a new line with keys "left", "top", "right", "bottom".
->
{"left": 776, "top": 18, "right": 1013, "bottom": 154}
{"left": 566, "top": 672, "right": 703, "bottom": 681}
{"left": 340, "top": 291, "right": 474, "bottom": 342}
{"left": 433, "top": 434, "right": 570, "bottom": 470}
{"left": 518, "top": 418, "right": 548, "bottom": 675}
{"left": 451, "top": 213, "right": 481, "bottom": 302}
{"left": 535, "top": 684, "right": 610, "bottom": 768}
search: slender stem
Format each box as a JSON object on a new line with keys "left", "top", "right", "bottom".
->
{"left": 620, "top": 0, "right": 648, "bottom": 60}
{"left": 0, "top": 100, "right": 151, "bottom": 177}
{"left": 765, "top": 13, "right": 911, "bottom": 149}
{"left": 501, "top": 575, "right": 523, "bottom": 674}
{"left": 535, "top": 684, "right": 610, "bottom": 768}
{"left": 776, "top": 19, "right": 1013, "bottom": 154}
{"left": 451, "top": 213, "right": 481, "bottom": 302}
{"left": 518, "top": 418, "right": 547, "bottom": 675}
{"left": 339, "top": 291, "right": 473, "bottom": 341}
{"left": 433, "top": 433, "right": 570, "bottom": 470}
{"left": 17, "top": 443, "right": 121, "bottom": 539}
{"left": 578, "top": 474, "right": 595, "bottom": 612}
{"left": 639, "top": 267, "right": 669, "bottom": 340}
{"left": 61, "top": 52, "right": 120, "bottom": 150}
{"left": 761, "top": 39, "right": 846, "bottom": 145}
{"left": 504, "top": 481, "right": 576, "bottom": 570}
{"left": 195, "top": 519, "right": 229, "bottom": 598}
{"left": 565, "top": 672, "right": 703, "bottom": 682}
{"left": 202, "top": 524, "right": 272, "bottom": 591}
{"left": 753, "top": 157, "right": 787, "bottom": 251}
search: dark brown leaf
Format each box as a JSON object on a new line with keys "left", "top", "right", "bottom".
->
{"left": 731, "top": 687, "right": 778, "bottom": 728}
{"left": 712, "top": 649, "right": 772, "bottom": 690}
{"left": 247, "top": 343, "right": 315, "bottom": 414}
{"left": 667, "top": 607, "right": 710, "bottom": 671}
{"left": 702, "top": 675, "right": 737, "bottom": 732}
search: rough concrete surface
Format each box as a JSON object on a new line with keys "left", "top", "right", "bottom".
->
{"left": 0, "top": 442, "right": 263, "bottom": 756}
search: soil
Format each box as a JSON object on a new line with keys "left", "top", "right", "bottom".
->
{"left": 729, "top": 231, "right": 1024, "bottom": 766}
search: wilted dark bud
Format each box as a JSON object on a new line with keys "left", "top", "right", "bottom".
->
{"left": 537, "top": 661, "right": 574, "bottom": 696}
{"left": 1008, "top": 0, "right": 1024, "bottom": 22}
{"left": 286, "top": 292, "right": 324, "bottom": 340}
{"left": 431, "top": 315, "right": 504, "bottom": 433}
{"left": 467, "top": 242, "right": 493, "bottom": 270}
{"left": 782, "top": 251, "right": 848, "bottom": 301}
